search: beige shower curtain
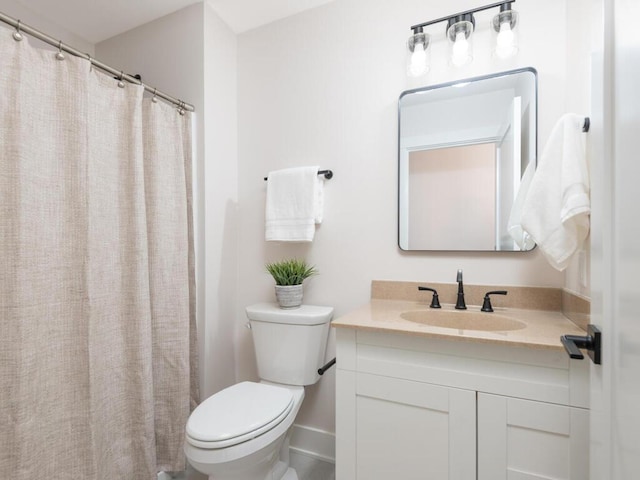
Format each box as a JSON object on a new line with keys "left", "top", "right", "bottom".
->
{"left": 0, "top": 26, "right": 198, "bottom": 479}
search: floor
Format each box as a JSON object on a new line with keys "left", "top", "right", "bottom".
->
{"left": 164, "top": 451, "right": 335, "bottom": 480}
{"left": 290, "top": 451, "right": 335, "bottom": 480}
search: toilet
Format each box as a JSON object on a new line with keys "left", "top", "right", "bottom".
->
{"left": 184, "top": 303, "right": 333, "bottom": 480}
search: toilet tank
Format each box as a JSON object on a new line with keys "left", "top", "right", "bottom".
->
{"left": 246, "top": 303, "right": 333, "bottom": 386}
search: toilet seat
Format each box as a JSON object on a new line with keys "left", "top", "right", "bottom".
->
{"left": 186, "top": 381, "right": 294, "bottom": 449}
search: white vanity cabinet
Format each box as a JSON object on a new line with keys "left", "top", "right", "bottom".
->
{"left": 335, "top": 328, "right": 590, "bottom": 480}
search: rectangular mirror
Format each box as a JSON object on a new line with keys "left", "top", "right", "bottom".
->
{"left": 398, "top": 68, "right": 537, "bottom": 251}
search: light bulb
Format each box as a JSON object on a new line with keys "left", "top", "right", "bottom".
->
{"left": 451, "top": 31, "right": 470, "bottom": 67}
{"left": 410, "top": 42, "right": 428, "bottom": 77}
{"left": 492, "top": 9, "right": 519, "bottom": 59}
{"left": 495, "top": 21, "right": 516, "bottom": 58}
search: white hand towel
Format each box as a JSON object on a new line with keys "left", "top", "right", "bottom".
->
{"left": 265, "top": 166, "right": 324, "bottom": 242}
{"left": 520, "top": 113, "right": 590, "bottom": 270}
{"left": 507, "top": 160, "right": 536, "bottom": 250}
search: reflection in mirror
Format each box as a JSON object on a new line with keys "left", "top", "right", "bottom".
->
{"left": 398, "top": 68, "right": 537, "bottom": 251}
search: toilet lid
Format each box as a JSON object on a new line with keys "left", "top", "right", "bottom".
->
{"left": 186, "top": 382, "right": 294, "bottom": 448}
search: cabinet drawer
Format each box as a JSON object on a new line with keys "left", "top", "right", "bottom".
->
{"left": 339, "top": 329, "right": 589, "bottom": 407}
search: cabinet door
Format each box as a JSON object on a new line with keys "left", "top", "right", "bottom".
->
{"left": 478, "top": 393, "right": 589, "bottom": 480}
{"left": 354, "top": 372, "right": 475, "bottom": 480}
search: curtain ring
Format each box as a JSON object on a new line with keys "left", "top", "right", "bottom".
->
{"left": 12, "top": 20, "right": 23, "bottom": 41}
{"left": 151, "top": 87, "right": 158, "bottom": 103}
{"left": 177, "top": 100, "right": 186, "bottom": 116}
{"left": 117, "top": 71, "right": 125, "bottom": 88}
{"left": 86, "top": 53, "right": 93, "bottom": 71}
{"left": 55, "top": 40, "right": 65, "bottom": 61}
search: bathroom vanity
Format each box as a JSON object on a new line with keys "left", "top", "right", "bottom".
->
{"left": 333, "top": 283, "right": 590, "bottom": 480}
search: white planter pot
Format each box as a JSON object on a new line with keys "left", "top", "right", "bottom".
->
{"left": 275, "top": 284, "right": 303, "bottom": 309}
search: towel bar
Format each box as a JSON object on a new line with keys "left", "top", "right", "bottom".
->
{"left": 264, "top": 169, "right": 333, "bottom": 181}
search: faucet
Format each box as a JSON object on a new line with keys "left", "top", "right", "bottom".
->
{"left": 455, "top": 269, "right": 466, "bottom": 310}
{"left": 418, "top": 286, "right": 441, "bottom": 308}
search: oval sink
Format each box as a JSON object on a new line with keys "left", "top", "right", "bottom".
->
{"left": 400, "top": 310, "right": 526, "bottom": 332}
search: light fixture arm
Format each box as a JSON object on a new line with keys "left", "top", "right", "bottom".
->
{"left": 410, "top": 0, "right": 515, "bottom": 31}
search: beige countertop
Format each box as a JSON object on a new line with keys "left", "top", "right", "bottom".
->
{"left": 332, "top": 299, "right": 586, "bottom": 350}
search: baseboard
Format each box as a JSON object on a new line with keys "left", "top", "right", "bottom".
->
{"left": 289, "top": 424, "right": 335, "bottom": 463}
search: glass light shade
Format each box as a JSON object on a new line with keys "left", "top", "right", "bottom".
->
{"left": 447, "top": 21, "right": 474, "bottom": 67}
{"left": 492, "top": 10, "right": 519, "bottom": 58}
{"left": 407, "top": 31, "right": 431, "bottom": 77}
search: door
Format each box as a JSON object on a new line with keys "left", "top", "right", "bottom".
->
{"left": 589, "top": 0, "right": 640, "bottom": 478}
{"left": 495, "top": 96, "right": 521, "bottom": 250}
{"left": 354, "top": 373, "right": 475, "bottom": 480}
{"left": 478, "top": 393, "right": 589, "bottom": 480}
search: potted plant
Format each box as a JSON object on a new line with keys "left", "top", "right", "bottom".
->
{"left": 266, "top": 258, "right": 317, "bottom": 309}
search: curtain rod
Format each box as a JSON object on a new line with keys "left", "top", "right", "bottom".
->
{"left": 0, "top": 11, "right": 195, "bottom": 113}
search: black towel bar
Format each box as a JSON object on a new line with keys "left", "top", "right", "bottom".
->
{"left": 264, "top": 169, "right": 333, "bottom": 181}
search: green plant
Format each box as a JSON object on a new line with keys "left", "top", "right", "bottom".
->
{"left": 265, "top": 258, "right": 318, "bottom": 286}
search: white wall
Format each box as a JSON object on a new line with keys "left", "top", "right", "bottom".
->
{"left": 202, "top": 2, "right": 239, "bottom": 399}
{"left": 563, "top": 0, "right": 594, "bottom": 298}
{"left": 0, "top": 0, "right": 94, "bottom": 53}
{"left": 236, "top": 0, "right": 576, "bottom": 434}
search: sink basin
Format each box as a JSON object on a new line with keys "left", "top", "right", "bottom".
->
{"left": 400, "top": 310, "right": 526, "bottom": 332}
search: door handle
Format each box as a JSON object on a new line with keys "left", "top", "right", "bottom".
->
{"left": 561, "top": 324, "right": 601, "bottom": 365}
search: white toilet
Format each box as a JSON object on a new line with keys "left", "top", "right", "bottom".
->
{"left": 184, "top": 303, "right": 333, "bottom": 480}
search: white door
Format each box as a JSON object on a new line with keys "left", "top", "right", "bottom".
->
{"left": 589, "top": 0, "right": 640, "bottom": 478}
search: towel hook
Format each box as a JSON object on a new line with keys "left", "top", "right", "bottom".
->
{"left": 583, "top": 117, "right": 590, "bottom": 133}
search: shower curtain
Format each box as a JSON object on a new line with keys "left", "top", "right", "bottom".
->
{"left": 0, "top": 27, "right": 198, "bottom": 479}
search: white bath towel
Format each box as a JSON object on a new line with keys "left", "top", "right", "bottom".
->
{"left": 265, "top": 166, "right": 324, "bottom": 242}
{"left": 520, "top": 113, "right": 590, "bottom": 270}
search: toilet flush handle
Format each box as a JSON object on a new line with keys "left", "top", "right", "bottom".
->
{"left": 245, "top": 322, "right": 252, "bottom": 330}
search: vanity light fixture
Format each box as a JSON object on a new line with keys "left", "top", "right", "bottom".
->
{"left": 407, "top": 26, "right": 431, "bottom": 76}
{"left": 448, "top": 13, "right": 476, "bottom": 67}
{"left": 492, "top": 2, "right": 519, "bottom": 58}
{"left": 407, "top": 0, "right": 519, "bottom": 76}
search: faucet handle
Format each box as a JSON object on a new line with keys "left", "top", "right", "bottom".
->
{"left": 418, "top": 286, "right": 442, "bottom": 309}
{"left": 481, "top": 290, "right": 508, "bottom": 312}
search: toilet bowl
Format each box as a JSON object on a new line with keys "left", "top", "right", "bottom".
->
{"left": 184, "top": 381, "right": 305, "bottom": 480}
{"left": 184, "top": 303, "right": 333, "bottom": 480}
